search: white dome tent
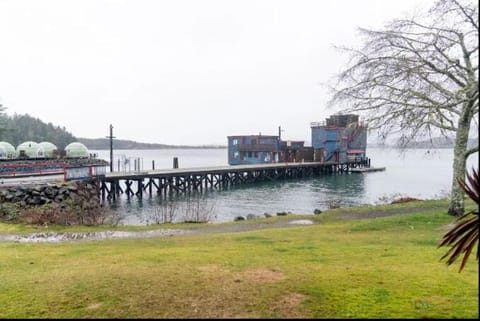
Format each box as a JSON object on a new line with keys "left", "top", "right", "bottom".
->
{"left": 39, "top": 142, "right": 58, "bottom": 158}
{"left": 65, "top": 142, "right": 89, "bottom": 158}
{"left": 0, "top": 141, "right": 15, "bottom": 159}
{"left": 16, "top": 141, "right": 43, "bottom": 158}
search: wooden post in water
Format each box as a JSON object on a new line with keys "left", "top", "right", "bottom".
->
{"left": 173, "top": 157, "right": 179, "bottom": 169}
{"left": 152, "top": 160, "right": 155, "bottom": 170}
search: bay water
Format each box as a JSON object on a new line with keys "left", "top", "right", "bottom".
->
{"left": 92, "top": 148, "right": 478, "bottom": 225}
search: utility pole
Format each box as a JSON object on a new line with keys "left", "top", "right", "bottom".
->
{"left": 106, "top": 124, "right": 116, "bottom": 172}
{"left": 278, "top": 125, "right": 284, "bottom": 140}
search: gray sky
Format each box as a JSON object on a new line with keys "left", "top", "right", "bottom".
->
{"left": 0, "top": 0, "right": 433, "bottom": 146}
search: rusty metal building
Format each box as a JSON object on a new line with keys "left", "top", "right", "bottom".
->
{"left": 311, "top": 114, "right": 367, "bottom": 163}
{"left": 227, "top": 114, "right": 367, "bottom": 165}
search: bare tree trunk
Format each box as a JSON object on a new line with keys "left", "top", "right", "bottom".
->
{"left": 328, "top": 0, "right": 478, "bottom": 216}
{"left": 448, "top": 110, "right": 471, "bottom": 216}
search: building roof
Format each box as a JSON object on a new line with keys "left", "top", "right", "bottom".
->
{"left": 228, "top": 135, "right": 279, "bottom": 139}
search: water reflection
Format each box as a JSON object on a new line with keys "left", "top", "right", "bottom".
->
{"left": 107, "top": 173, "right": 367, "bottom": 225}
{"left": 95, "top": 148, "right": 476, "bottom": 226}
{"left": 110, "top": 190, "right": 219, "bottom": 225}
{"left": 309, "top": 173, "right": 367, "bottom": 208}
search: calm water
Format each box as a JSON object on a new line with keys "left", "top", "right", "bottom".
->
{"left": 92, "top": 148, "right": 478, "bottom": 225}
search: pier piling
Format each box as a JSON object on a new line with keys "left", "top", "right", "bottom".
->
{"left": 99, "top": 159, "right": 371, "bottom": 201}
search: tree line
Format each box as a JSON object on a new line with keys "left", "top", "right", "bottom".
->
{"left": 0, "top": 107, "right": 225, "bottom": 150}
{"left": 0, "top": 109, "right": 76, "bottom": 150}
{"left": 77, "top": 137, "right": 225, "bottom": 150}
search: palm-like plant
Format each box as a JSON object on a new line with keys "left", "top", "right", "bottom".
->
{"left": 439, "top": 168, "right": 479, "bottom": 272}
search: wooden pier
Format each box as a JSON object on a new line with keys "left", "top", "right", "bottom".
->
{"left": 350, "top": 167, "right": 386, "bottom": 173}
{"left": 99, "top": 160, "right": 371, "bottom": 201}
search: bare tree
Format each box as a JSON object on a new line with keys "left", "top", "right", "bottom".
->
{"left": 151, "top": 198, "right": 180, "bottom": 224}
{"left": 329, "top": 0, "right": 478, "bottom": 216}
{"left": 181, "top": 194, "right": 217, "bottom": 223}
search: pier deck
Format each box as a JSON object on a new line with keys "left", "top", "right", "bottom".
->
{"left": 350, "top": 167, "right": 386, "bottom": 173}
{"left": 99, "top": 160, "right": 371, "bottom": 201}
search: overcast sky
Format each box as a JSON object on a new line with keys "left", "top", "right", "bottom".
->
{"left": 0, "top": 0, "right": 434, "bottom": 146}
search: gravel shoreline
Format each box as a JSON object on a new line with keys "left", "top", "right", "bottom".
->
{"left": 0, "top": 228, "right": 194, "bottom": 243}
{"left": 0, "top": 218, "right": 317, "bottom": 243}
{"left": 0, "top": 205, "right": 447, "bottom": 243}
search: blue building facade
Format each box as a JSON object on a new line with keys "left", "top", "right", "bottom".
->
{"left": 227, "top": 135, "right": 314, "bottom": 165}
{"left": 311, "top": 114, "right": 367, "bottom": 163}
{"left": 227, "top": 114, "right": 366, "bottom": 165}
{"left": 227, "top": 135, "right": 282, "bottom": 165}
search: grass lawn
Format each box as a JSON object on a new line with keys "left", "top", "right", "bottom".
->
{"left": 0, "top": 200, "right": 478, "bottom": 318}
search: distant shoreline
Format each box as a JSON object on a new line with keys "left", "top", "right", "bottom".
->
{"left": 86, "top": 146, "right": 227, "bottom": 150}
{"left": 77, "top": 136, "right": 477, "bottom": 151}
{"left": 77, "top": 137, "right": 227, "bottom": 150}
{"left": 85, "top": 145, "right": 465, "bottom": 150}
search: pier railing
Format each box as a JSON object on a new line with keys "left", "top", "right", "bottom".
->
{"left": 0, "top": 161, "right": 66, "bottom": 177}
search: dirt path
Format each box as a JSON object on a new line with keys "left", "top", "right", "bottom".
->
{"left": 0, "top": 205, "right": 447, "bottom": 243}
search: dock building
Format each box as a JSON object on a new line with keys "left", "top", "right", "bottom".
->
{"left": 311, "top": 114, "right": 367, "bottom": 163}
{"left": 227, "top": 113, "right": 367, "bottom": 165}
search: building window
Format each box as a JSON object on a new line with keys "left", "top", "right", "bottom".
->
{"left": 234, "top": 151, "right": 239, "bottom": 159}
{"left": 233, "top": 139, "right": 238, "bottom": 145}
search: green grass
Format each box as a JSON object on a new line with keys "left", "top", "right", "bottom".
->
{"left": 0, "top": 200, "right": 478, "bottom": 318}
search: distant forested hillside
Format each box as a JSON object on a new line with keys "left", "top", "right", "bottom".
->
{"left": 0, "top": 113, "right": 76, "bottom": 149}
{"left": 0, "top": 111, "right": 225, "bottom": 150}
{"left": 394, "top": 136, "right": 478, "bottom": 149}
{"left": 77, "top": 137, "right": 226, "bottom": 150}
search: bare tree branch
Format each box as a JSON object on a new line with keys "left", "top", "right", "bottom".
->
{"left": 329, "top": 0, "right": 478, "bottom": 216}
